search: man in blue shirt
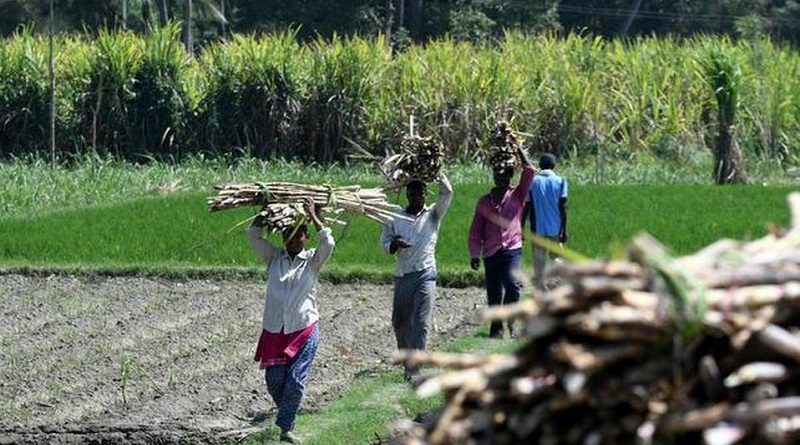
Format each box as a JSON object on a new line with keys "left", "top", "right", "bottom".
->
{"left": 524, "top": 153, "right": 568, "bottom": 292}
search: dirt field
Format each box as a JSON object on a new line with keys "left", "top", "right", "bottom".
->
{"left": 0, "top": 274, "right": 485, "bottom": 444}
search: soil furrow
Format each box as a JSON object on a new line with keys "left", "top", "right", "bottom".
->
{"left": 0, "top": 274, "right": 484, "bottom": 444}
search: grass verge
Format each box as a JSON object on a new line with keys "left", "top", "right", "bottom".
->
{"left": 240, "top": 331, "right": 524, "bottom": 445}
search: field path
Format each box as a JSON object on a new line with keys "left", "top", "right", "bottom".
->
{"left": 0, "top": 274, "right": 484, "bottom": 444}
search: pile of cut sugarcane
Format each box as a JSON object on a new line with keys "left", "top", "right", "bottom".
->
{"left": 394, "top": 193, "right": 800, "bottom": 445}
{"left": 382, "top": 135, "right": 445, "bottom": 189}
{"left": 207, "top": 182, "right": 405, "bottom": 232}
{"left": 487, "top": 120, "right": 521, "bottom": 172}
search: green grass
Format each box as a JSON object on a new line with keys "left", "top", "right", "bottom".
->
{"left": 240, "top": 332, "right": 523, "bottom": 445}
{"left": 1, "top": 155, "right": 796, "bottom": 221}
{"left": 0, "top": 183, "right": 793, "bottom": 286}
{"left": 572, "top": 184, "right": 794, "bottom": 258}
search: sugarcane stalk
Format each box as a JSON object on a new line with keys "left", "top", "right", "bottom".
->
{"left": 207, "top": 181, "right": 412, "bottom": 227}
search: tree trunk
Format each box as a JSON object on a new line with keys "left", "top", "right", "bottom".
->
{"left": 157, "top": 0, "right": 169, "bottom": 26}
{"left": 182, "top": 0, "right": 192, "bottom": 54}
{"left": 398, "top": 0, "right": 405, "bottom": 32}
{"left": 141, "top": 0, "right": 152, "bottom": 30}
{"left": 619, "top": 0, "right": 643, "bottom": 36}
{"left": 122, "top": 0, "right": 127, "bottom": 30}
{"left": 219, "top": 0, "right": 225, "bottom": 37}
{"left": 49, "top": 0, "right": 56, "bottom": 165}
{"left": 408, "top": 0, "right": 423, "bottom": 42}
{"left": 714, "top": 129, "right": 747, "bottom": 184}
{"left": 385, "top": 0, "right": 393, "bottom": 42}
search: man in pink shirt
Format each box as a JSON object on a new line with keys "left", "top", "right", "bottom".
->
{"left": 468, "top": 146, "right": 535, "bottom": 338}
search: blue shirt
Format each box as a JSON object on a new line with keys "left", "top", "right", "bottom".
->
{"left": 528, "top": 170, "right": 567, "bottom": 236}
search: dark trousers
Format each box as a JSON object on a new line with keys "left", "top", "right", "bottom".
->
{"left": 484, "top": 248, "right": 522, "bottom": 337}
{"left": 265, "top": 323, "right": 319, "bottom": 432}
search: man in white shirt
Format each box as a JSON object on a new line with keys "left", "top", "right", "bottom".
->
{"left": 380, "top": 174, "right": 452, "bottom": 381}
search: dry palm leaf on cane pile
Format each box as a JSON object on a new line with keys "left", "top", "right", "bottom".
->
{"left": 486, "top": 120, "right": 522, "bottom": 172}
{"left": 207, "top": 182, "right": 408, "bottom": 232}
{"left": 393, "top": 193, "right": 800, "bottom": 445}
{"left": 382, "top": 135, "right": 445, "bottom": 190}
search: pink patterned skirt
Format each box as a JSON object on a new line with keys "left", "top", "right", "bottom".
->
{"left": 254, "top": 322, "right": 317, "bottom": 369}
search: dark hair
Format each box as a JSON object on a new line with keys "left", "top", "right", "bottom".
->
{"left": 493, "top": 166, "right": 514, "bottom": 177}
{"left": 406, "top": 180, "right": 427, "bottom": 191}
{"left": 539, "top": 153, "right": 556, "bottom": 169}
{"left": 282, "top": 223, "right": 308, "bottom": 239}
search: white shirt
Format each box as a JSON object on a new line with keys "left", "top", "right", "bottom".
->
{"left": 380, "top": 177, "right": 452, "bottom": 277}
{"left": 248, "top": 226, "right": 335, "bottom": 333}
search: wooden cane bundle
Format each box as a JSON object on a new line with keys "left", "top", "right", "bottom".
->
{"left": 382, "top": 135, "right": 445, "bottom": 189}
{"left": 207, "top": 182, "right": 408, "bottom": 228}
{"left": 393, "top": 193, "right": 800, "bottom": 445}
{"left": 487, "top": 121, "right": 521, "bottom": 172}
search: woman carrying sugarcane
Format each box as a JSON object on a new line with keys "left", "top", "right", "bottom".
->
{"left": 248, "top": 197, "right": 335, "bottom": 444}
{"left": 380, "top": 173, "right": 453, "bottom": 382}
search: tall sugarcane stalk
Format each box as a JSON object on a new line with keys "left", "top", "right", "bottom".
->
{"left": 705, "top": 50, "right": 747, "bottom": 184}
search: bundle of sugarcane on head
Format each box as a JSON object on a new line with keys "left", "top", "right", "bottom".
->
{"left": 381, "top": 134, "right": 445, "bottom": 190}
{"left": 486, "top": 120, "right": 522, "bottom": 174}
{"left": 393, "top": 193, "right": 800, "bottom": 445}
{"left": 252, "top": 202, "right": 309, "bottom": 234}
{"left": 207, "top": 181, "right": 408, "bottom": 227}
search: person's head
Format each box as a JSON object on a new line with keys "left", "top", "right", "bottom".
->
{"left": 406, "top": 180, "right": 427, "bottom": 212}
{"left": 492, "top": 166, "right": 514, "bottom": 189}
{"left": 282, "top": 223, "right": 310, "bottom": 255}
{"left": 539, "top": 153, "right": 556, "bottom": 170}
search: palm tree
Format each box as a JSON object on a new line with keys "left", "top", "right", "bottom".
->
{"left": 182, "top": 0, "right": 192, "bottom": 52}
{"left": 120, "top": 0, "right": 226, "bottom": 52}
{"left": 183, "top": 0, "right": 228, "bottom": 52}
{"left": 119, "top": 0, "right": 155, "bottom": 31}
{"left": 157, "top": 0, "right": 169, "bottom": 26}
